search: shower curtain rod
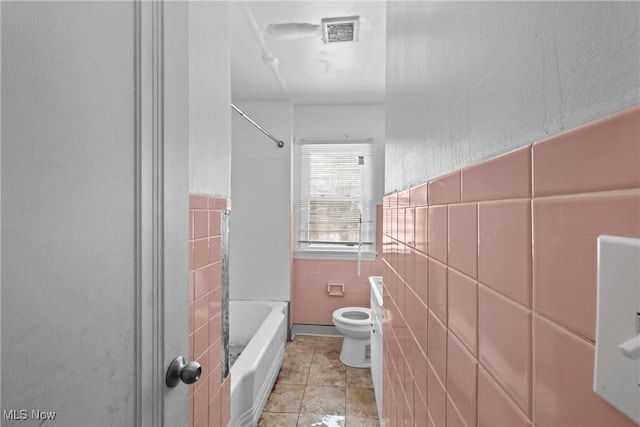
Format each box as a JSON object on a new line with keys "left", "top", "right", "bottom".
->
{"left": 231, "top": 103, "right": 285, "bottom": 148}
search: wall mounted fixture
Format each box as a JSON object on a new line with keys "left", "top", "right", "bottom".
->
{"left": 231, "top": 103, "right": 285, "bottom": 148}
{"left": 321, "top": 16, "right": 360, "bottom": 43}
{"left": 594, "top": 235, "right": 640, "bottom": 424}
{"left": 327, "top": 282, "right": 345, "bottom": 297}
{"left": 264, "top": 16, "right": 360, "bottom": 44}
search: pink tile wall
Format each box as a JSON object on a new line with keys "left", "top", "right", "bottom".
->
{"left": 292, "top": 205, "right": 384, "bottom": 325}
{"left": 382, "top": 106, "right": 640, "bottom": 427}
{"left": 189, "top": 195, "right": 231, "bottom": 427}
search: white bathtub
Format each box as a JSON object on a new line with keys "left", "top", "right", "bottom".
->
{"left": 229, "top": 300, "right": 288, "bottom": 427}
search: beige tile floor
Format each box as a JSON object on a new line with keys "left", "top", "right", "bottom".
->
{"left": 257, "top": 335, "right": 380, "bottom": 427}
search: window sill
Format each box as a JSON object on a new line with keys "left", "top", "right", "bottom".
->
{"left": 293, "top": 250, "right": 378, "bottom": 261}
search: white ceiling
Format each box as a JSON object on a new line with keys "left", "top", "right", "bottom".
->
{"left": 230, "top": 1, "right": 386, "bottom": 105}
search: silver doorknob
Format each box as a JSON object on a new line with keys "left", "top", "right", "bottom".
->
{"left": 166, "top": 356, "right": 201, "bottom": 388}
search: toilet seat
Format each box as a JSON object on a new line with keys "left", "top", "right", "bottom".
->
{"left": 332, "top": 306, "right": 372, "bottom": 367}
{"left": 333, "top": 307, "right": 371, "bottom": 326}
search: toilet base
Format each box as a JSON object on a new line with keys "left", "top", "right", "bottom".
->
{"left": 339, "top": 336, "right": 371, "bottom": 368}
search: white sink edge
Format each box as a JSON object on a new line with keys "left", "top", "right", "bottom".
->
{"left": 369, "top": 275, "right": 383, "bottom": 308}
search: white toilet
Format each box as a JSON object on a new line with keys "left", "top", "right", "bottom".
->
{"left": 332, "top": 307, "right": 372, "bottom": 368}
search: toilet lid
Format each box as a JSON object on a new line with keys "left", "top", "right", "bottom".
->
{"left": 333, "top": 307, "right": 371, "bottom": 325}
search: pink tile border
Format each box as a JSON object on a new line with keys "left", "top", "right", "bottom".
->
{"left": 428, "top": 309, "right": 448, "bottom": 387}
{"left": 429, "top": 170, "right": 461, "bottom": 205}
{"left": 415, "top": 206, "right": 428, "bottom": 255}
{"left": 194, "top": 210, "right": 208, "bottom": 239}
{"left": 447, "top": 268, "right": 477, "bottom": 356}
{"left": 533, "top": 105, "right": 640, "bottom": 197}
{"left": 447, "top": 397, "right": 467, "bottom": 427}
{"left": 398, "top": 189, "right": 410, "bottom": 208}
{"left": 414, "top": 251, "right": 428, "bottom": 305}
{"left": 428, "top": 259, "right": 447, "bottom": 325}
{"left": 478, "top": 199, "right": 532, "bottom": 307}
{"left": 189, "top": 194, "right": 230, "bottom": 427}
{"left": 448, "top": 203, "right": 478, "bottom": 279}
{"left": 533, "top": 314, "right": 637, "bottom": 427}
{"left": 446, "top": 332, "right": 478, "bottom": 427}
{"left": 189, "top": 194, "right": 208, "bottom": 210}
{"left": 428, "top": 206, "right": 448, "bottom": 264}
{"left": 414, "top": 391, "right": 428, "bottom": 426}
{"left": 478, "top": 284, "right": 531, "bottom": 416}
{"left": 410, "top": 182, "right": 429, "bottom": 206}
{"left": 478, "top": 366, "right": 531, "bottom": 427}
{"left": 427, "top": 360, "right": 447, "bottom": 427}
{"left": 414, "top": 345, "right": 428, "bottom": 404}
{"left": 405, "top": 207, "right": 416, "bottom": 248}
{"left": 462, "top": 145, "right": 531, "bottom": 202}
{"left": 533, "top": 192, "right": 640, "bottom": 340}
{"left": 382, "top": 106, "right": 640, "bottom": 426}
{"left": 209, "top": 197, "right": 231, "bottom": 211}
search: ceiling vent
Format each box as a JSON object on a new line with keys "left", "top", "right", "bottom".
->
{"left": 321, "top": 16, "right": 360, "bottom": 43}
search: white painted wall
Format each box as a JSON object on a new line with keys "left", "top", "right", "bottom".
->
{"left": 2, "top": 3, "right": 138, "bottom": 424}
{"left": 0, "top": 0, "right": 3, "bottom": 411}
{"left": 294, "top": 105, "right": 386, "bottom": 203}
{"left": 385, "top": 1, "right": 640, "bottom": 192}
{"left": 1, "top": 2, "right": 217, "bottom": 424}
{"left": 230, "top": 101, "right": 292, "bottom": 301}
{"left": 163, "top": 3, "right": 191, "bottom": 424}
{"left": 189, "top": 2, "right": 232, "bottom": 197}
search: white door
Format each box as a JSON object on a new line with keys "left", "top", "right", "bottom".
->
{"left": 1, "top": 1, "right": 190, "bottom": 425}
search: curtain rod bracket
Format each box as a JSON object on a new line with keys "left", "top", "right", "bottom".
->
{"left": 231, "top": 103, "right": 285, "bottom": 148}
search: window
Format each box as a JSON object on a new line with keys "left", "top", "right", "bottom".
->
{"left": 295, "top": 139, "right": 375, "bottom": 259}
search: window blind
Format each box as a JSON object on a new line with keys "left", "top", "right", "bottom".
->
{"left": 296, "top": 141, "right": 375, "bottom": 252}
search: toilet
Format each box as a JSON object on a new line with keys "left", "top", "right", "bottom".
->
{"left": 332, "top": 307, "right": 372, "bottom": 368}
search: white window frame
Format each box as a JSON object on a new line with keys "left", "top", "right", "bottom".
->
{"left": 293, "top": 137, "right": 376, "bottom": 260}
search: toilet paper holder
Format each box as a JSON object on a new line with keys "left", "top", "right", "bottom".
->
{"left": 327, "top": 282, "right": 345, "bottom": 296}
